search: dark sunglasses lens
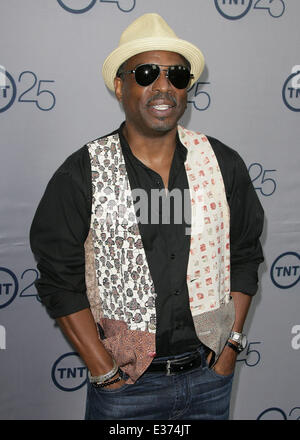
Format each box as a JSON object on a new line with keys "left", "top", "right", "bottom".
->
{"left": 135, "top": 64, "right": 160, "bottom": 86}
{"left": 168, "top": 66, "right": 191, "bottom": 89}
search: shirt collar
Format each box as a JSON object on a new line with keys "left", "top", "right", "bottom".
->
{"left": 117, "top": 121, "right": 187, "bottom": 164}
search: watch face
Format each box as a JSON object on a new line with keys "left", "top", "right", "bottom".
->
{"left": 231, "top": 332, "right": 242, "bottom": 343}
{"left": 230, "top": 332, "right": 247, "bottom": 351}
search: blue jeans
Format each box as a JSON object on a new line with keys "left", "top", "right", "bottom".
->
{"left": 85, "top": 345, "right": 234, "bottom": 420}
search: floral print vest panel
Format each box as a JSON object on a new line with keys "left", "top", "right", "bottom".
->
{"left": 84, "top": 126, "right": 234, "bottom": 383}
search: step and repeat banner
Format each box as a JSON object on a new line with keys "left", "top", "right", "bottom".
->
{"left": 0, "top": 0, "right": 299, "bottom": 420}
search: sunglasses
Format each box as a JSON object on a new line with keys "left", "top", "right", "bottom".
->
{"left": 120, "top": 63, "right": 194, "bottom": 89}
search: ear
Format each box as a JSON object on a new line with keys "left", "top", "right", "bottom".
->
{"left": 114, "top": 77, "right": 123, "bottom": 102}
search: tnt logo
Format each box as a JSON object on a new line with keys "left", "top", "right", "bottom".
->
{"left": 282, "top": 66, "right": 300, "bottom": 112}
{"left": 270, "top": 252, "right": 300, "bottom": 289}
{"left": 51, "top": 352, "right": 87, "bottom": 391}
{"left": 214, "top": 0, "right": 253, "bottom": 20}
{"left": 0, "top": 66, "right": 17, "bottom": 113}
{"left": 0, "top": 267, "right": 19, "bottom": 309}
{"left": 57, "top": 0, "right": 135, "bottom": 14}
{"left": 214, "top": 0, "right": 285, "bottom": 20}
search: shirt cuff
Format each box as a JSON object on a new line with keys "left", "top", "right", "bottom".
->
{"left": 39, "top": 290, "right": 91, "bottom": 319}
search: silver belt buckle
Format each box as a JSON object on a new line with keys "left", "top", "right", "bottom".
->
{"left": 166, "top": 360, "right": 175, "bottom": 376}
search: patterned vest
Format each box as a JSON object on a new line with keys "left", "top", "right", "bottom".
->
{"left": 84, "top": 126, "right": 235, "bottom": 383}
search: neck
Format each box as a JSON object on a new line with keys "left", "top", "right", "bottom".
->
{"left": 122, "top": 121, "right": 177, "bottom": 163}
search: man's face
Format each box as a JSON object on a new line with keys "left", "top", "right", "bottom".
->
{"left": 114, "top": 50, "right": 189, "bottom": 137}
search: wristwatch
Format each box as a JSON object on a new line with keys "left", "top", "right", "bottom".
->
{"left": 226, "top": 331, "right": 247, "bottom": 353}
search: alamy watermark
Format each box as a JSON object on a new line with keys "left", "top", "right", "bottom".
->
{"left": 96, "top": 187, "right": 204, "bottom": 235}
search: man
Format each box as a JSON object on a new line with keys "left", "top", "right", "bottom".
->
{"left": 30, "top": 13, "right": 264, "bottom": 420}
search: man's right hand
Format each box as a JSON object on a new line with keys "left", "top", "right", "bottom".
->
{"left": 56, "top": 308, "right": 123, "bottom": 388}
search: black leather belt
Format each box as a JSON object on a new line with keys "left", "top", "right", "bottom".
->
{"left": 147, "top": 351, "right": 202, "bottom": 376}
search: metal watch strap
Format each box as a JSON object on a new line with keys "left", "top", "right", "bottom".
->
{"left": 88, "top": 359, "right": 118, "bottom": 384}
{"left": 228, "top": 331, "right": 247, "bottom": 353}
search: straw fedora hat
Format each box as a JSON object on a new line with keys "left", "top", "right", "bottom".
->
{"left": 102, "top": 13, "right": 205, "bottom": 91}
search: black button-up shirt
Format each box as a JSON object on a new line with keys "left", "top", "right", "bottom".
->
{"left": 30, "top": 124, "right": 264, "bottom": 357}
{"left": 119, "top": 128, "right": 199, "bottom": 356}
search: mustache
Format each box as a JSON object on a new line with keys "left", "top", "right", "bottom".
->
{"left": 146, "top": 92, "right": 177, "bottom": 106}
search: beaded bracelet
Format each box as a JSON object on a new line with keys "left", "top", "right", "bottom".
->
{"left": 91, "top": 368, "right": 123, "bottom": 388}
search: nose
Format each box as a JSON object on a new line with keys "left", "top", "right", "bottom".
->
{"left": 152, "top": 68, "right": 172, "bottom": 91}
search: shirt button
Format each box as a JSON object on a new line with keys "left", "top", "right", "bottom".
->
{"left": 170, "top": 253, "right": 176, "bottom": 260}
{"left": 174, "top": 289, "right": 180, "bottom": 295}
